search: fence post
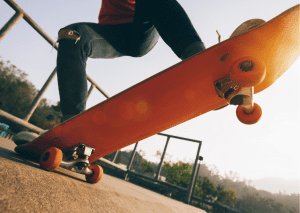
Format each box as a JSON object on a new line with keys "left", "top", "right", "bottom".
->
{"left": 111, "top": 150, "right": 119, "bottom": 163}
{"left": 155, "top": 136, "right": 170, "bottom": 180}
{"left": 191, "top": 156, "right": 203, "bottom": 198}
{"left": 185, "top": 141, "right": 202, "bottom": 204}
{"left": 124, "top": 142, "right": 139, "bottom": 180}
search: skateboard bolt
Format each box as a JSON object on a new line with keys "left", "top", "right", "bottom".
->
{"left": 219, "top": 53, "right": 230, "bottom": 62}
{"left": 239, "top": 61, "right": 255, "bottom": 72}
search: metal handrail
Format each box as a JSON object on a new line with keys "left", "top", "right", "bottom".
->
{"left": 120, "top": 133, "right": 202, "bottom": 204}
{"left": 0, "top": 0, "right": 110, "bottom": 130}
{"left": 3, "top": 0, "right": 110, "bottom": 97}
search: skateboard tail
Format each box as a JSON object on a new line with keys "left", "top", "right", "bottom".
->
{"left": 253, "top": 4, "right": 300, "bottom": 93}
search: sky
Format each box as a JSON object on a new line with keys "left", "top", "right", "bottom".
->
{"left": 0, "top": 0, "right": 299, "bottom": 193}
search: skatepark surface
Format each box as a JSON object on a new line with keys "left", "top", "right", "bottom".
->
{"left": 0, "top": 137, "right": 206, "bottom": 213}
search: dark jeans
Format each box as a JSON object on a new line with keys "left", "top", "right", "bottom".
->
{"left": 57, "top": 0, "right": 204, "bottom": 116}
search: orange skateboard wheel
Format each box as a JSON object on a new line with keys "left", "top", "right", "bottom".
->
{"left": 39, "top": 147, "right": 63, "bottom": 171}
{"left": 85, "top": 164, "right": 103, "bottom": 183}
{"left": 236, "top": 103, "right": 262, "bottom": 125}
{"left": 230, "top": 57, "right": 266, "bottom": 88}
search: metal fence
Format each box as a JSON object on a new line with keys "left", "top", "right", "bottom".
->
{"left": 96, "top": 133, "right": 203, "bottom": 203}
{"left": 98, "top": 133, "right": 240, "bottom": 213}
{"left": 125, "top": 133, "right": 203, "bottom": 204}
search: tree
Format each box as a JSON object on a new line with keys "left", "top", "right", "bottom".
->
{"left": 216, "top": 188, "right": 238, "bottom": 208}
{"left": 140, "top": 160, "right": 155, "bottom": 176}
{"left": 163, "top": 161, "right": 193, "bottom": 188}
{"left": 235, "top": 192, "right": 297, "bottom": 213}
{"left": 0, "top": 57, "right": 62, "bottom": 132}
{"left": 192, "top": 177, "right": 217, "bottom": 203}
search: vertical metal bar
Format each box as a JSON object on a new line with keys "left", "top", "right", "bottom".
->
{"left": 191, "top": 155, "right": 203, "bottom": 198}
{"left": 22, "top": 67, "right": 57, "bottom": 122}
{"left": 191, "top": 161, "right": 201, "bottom": 198}
{"left": 126, "top": 142, "right": 139, "bottom": 170}
{"left": 111, "top": 150, "right": 119, "bottom": 163}
{"left": 124, "top": 142, "right": 139, "bottom": 180}
{"left": 155, "top": 136, "right": 170, "bottom": 180}
{"left": 185, "top": 142, "right": 202, "bottom": 204}
{"left": 0, "top": 11, "right": 23, "bottom": 42}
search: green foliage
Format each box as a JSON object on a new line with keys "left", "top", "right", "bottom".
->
{"left": 163, "top": 161, "right": 238, "bottom": 211}
{"left": 199, "top": 165, "right": 299, "bottom": 213}
{"left": 140, "top": 160, "right": 155, "bottom": 175}
{"left": 216, "top": 188, "right": 238, "bottom": 208}
{"left": 235, "top": 192, "right": 297, "bottom": 213}
{"left": 0, "top": 59, "right": 35, "bottom": 117}
{"left": 192, "top": 177, "right": 215, "bottom": 202}
{"left": 163, "top": 161, "right": 192, "bottom": 188}
{"left": 0, "top": 57, "right": 62, "bottom": 132}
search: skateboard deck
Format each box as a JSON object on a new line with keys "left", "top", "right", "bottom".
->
{"left": 15, "top": 5, "right": 299, "bottom": 183}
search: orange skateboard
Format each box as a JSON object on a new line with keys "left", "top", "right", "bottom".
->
{"left": 14, "top": 5, "right": 299, "bottom": 183}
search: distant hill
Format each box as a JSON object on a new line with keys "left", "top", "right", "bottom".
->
{"left": 251, "top": 178, "right": 300, "bottom": 194}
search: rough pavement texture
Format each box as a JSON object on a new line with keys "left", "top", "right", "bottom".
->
{"left": 0, "top": 137, "right": 206, "bottom": 213}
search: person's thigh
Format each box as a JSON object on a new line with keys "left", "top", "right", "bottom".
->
{"left": 59, "top": 21, "right": 159, "bottom": 58}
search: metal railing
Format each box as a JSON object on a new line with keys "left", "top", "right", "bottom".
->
{"left": 99, "top": 134, "right": 240, "bottom": 212}
{"left": 126, "top": 133, "right": 203, "bottom": 204}
{"left": 0, "top": 0, "right": 109, "bottom": 131}
{"left": 98, "top": 133, "right": 203, "bottom": 204}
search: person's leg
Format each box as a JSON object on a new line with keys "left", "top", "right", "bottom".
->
{"left": 56, "top": 23, "right": 125, "bottom": 122}
{"left": 57, "top": 21, "right": 160, "bottom": 122}
{"left": 56, "top": 0, "right": 203, "bottom": 121}
{"left": 135, "top": 0, "right": 206, "bottom": 59}
{"left": 97, "top": 22, "right": 159, "bottom": 58}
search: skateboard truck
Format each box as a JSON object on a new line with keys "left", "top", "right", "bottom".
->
{"left": 215, "top": 75, "right": 254, "bottom": 113}
{"left": 39, "top": 143, "right": 103, "bottom": 183}
{"left": 58, "top": 143, "right": 95, "bottom": 176}
{"left": 214, "top": 57, "right": 266, "bottom": 124}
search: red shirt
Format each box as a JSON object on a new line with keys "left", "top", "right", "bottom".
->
{"left": 98, "top": 0, "right": 136, "bottom": 25}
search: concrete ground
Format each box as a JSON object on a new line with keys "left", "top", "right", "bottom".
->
{"left": 0, "top": 137, "right": 206, "bottom": 213}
